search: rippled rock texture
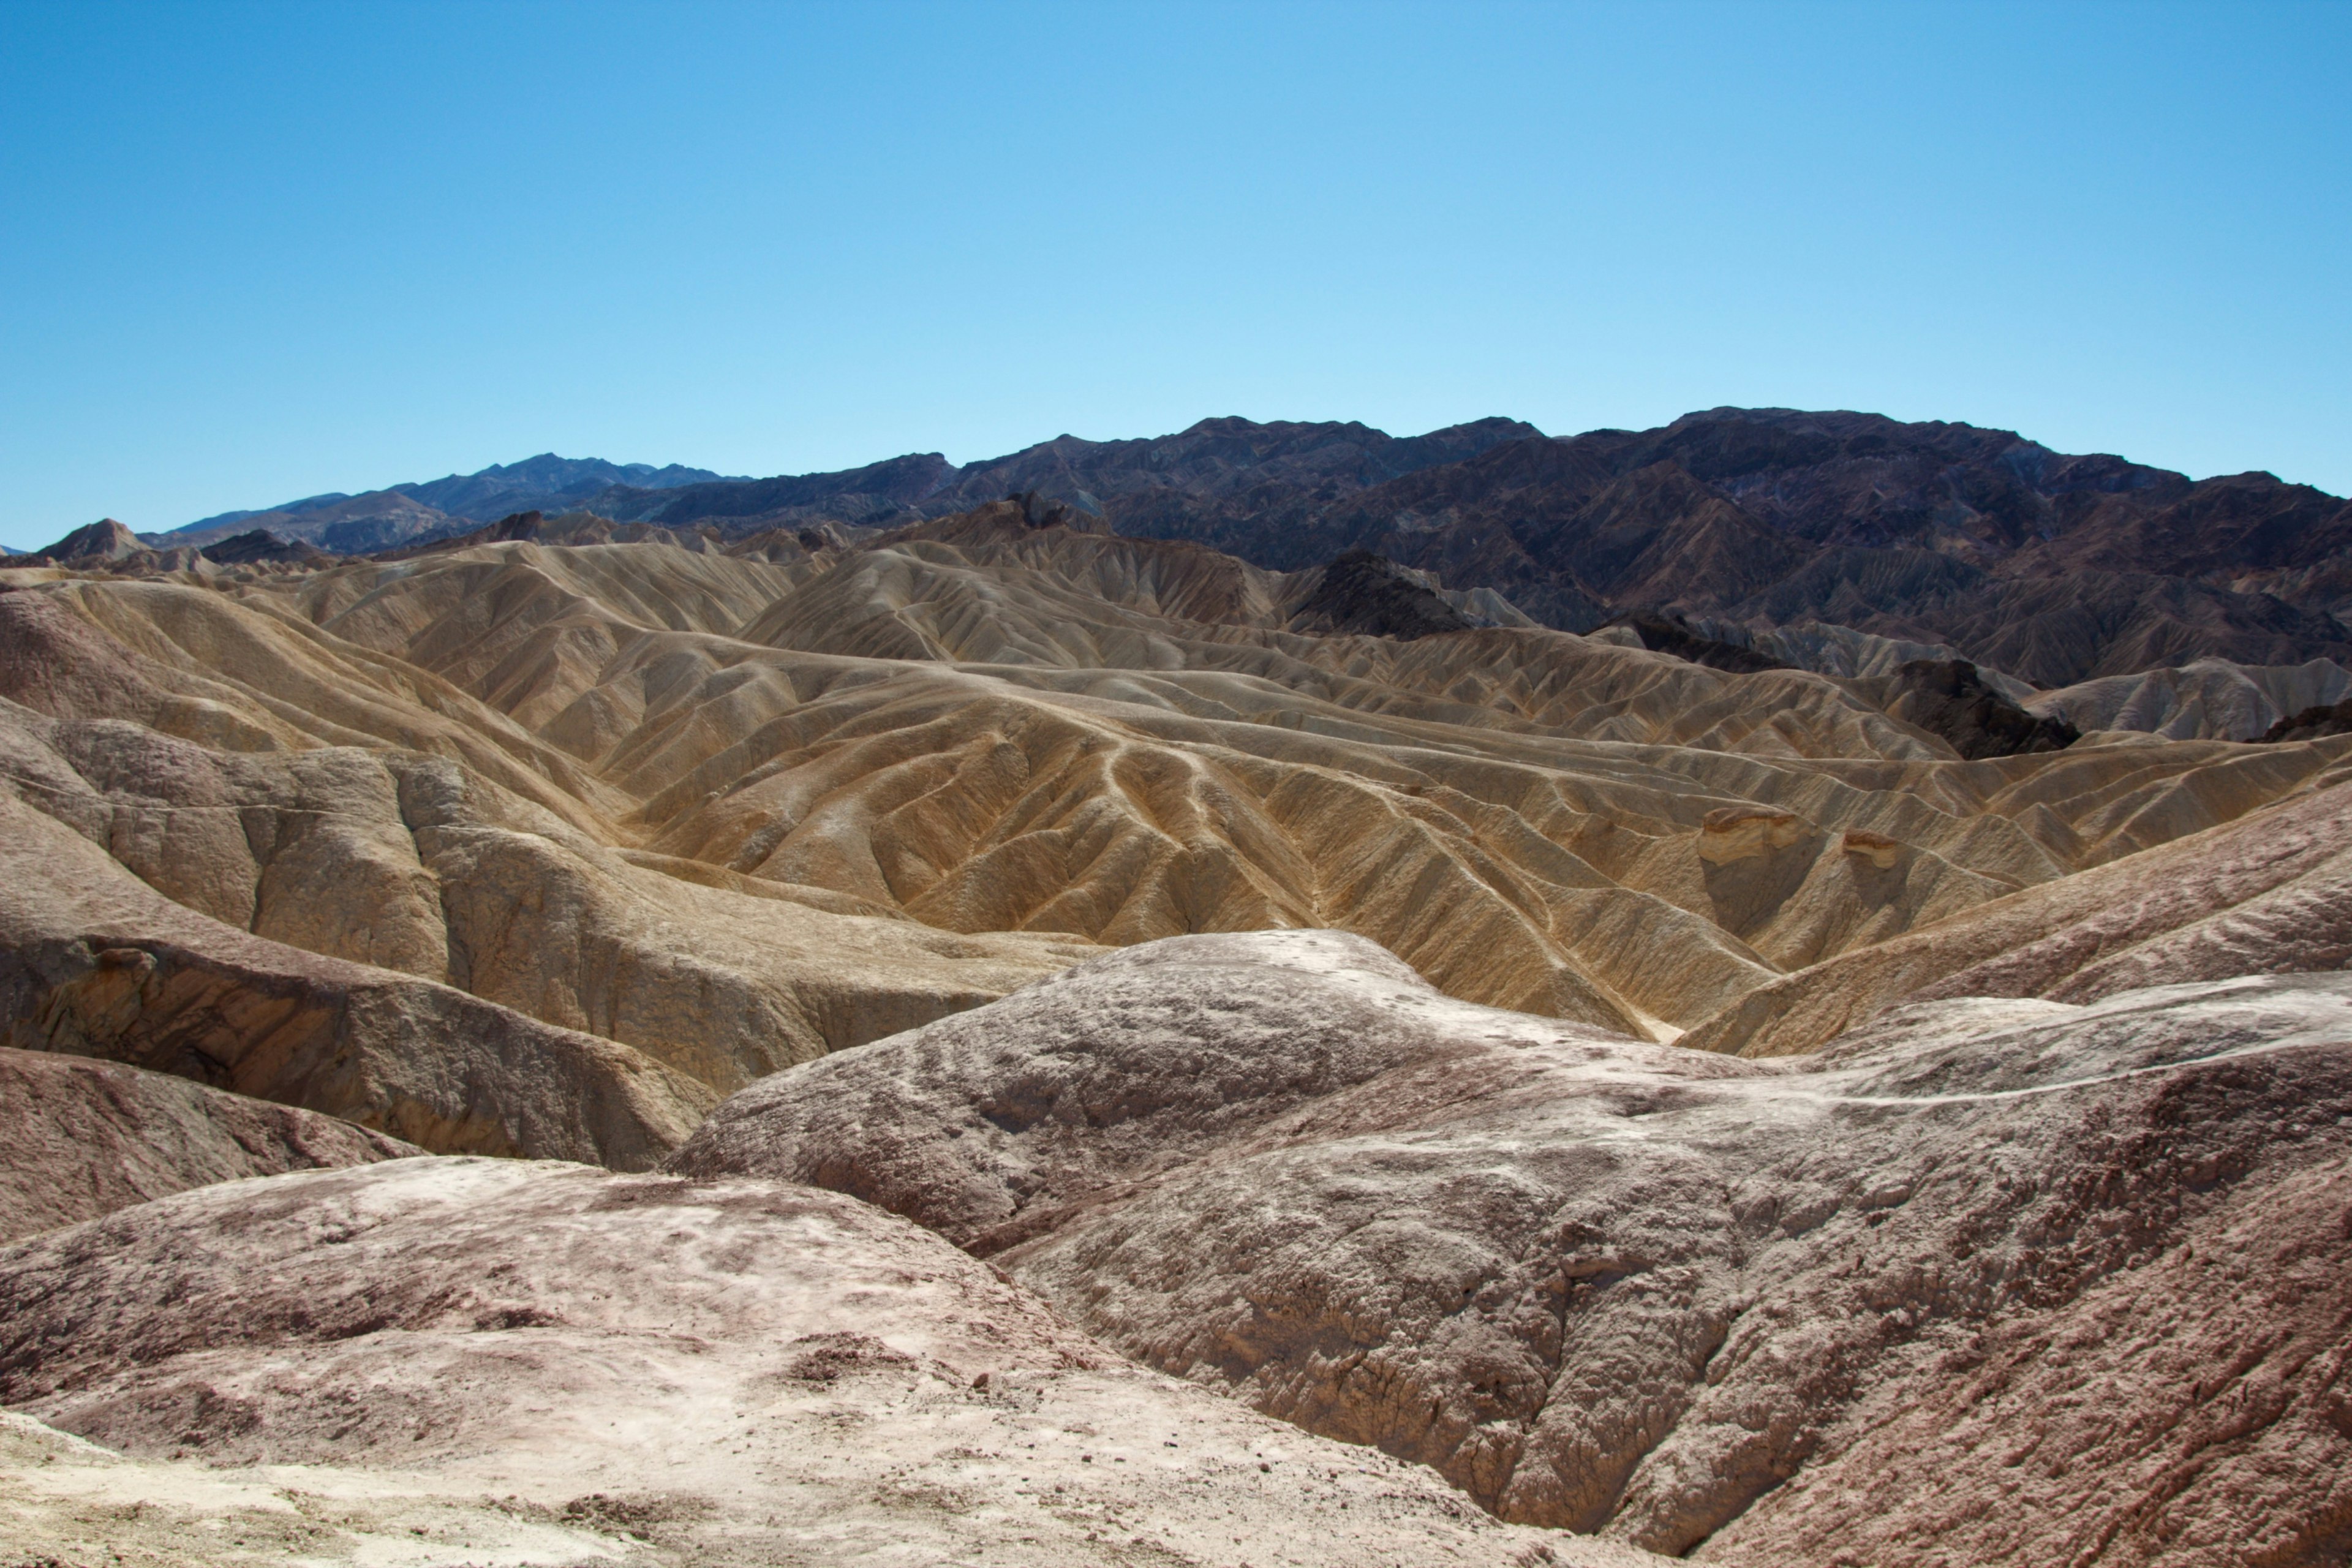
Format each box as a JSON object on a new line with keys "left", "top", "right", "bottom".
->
{"left": 0, "top": 1047, "right": 418, "bottom": 1243}
{"left": 674, "top": 930, "right": 2352, "bottom": 1564}
{"left": 0, "top": 1155, "right": 1658, "bottom": 1567}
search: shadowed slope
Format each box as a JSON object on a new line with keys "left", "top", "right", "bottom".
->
{"left": 0, "top": 1048, "right": 418, "bottom": 1243}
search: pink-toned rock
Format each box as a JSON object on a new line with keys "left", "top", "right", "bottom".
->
{"left": 671, "top": 930, "right": 2352, "bottom": 1562}
{"left": 0, "top": 1156, "right": 1657, "bottom": 1567}
{"left": 0, "top": 1046, "right": 418, "bottom": 1244}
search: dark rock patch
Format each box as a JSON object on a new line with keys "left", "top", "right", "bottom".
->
{"left": 2260, "top": 697, "right": 2352, "bottom": 742}
{"left": 1607, "top": 612, "right": 1789, "bottom": 673}
{"left": 1289, "top": 549, "right": 1474, "bottom": 640}
{"left": 1885, "top": 657, "right": 2079, "bottom": 759}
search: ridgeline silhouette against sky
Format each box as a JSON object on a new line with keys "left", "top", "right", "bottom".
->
{"left": 1, "top": 0, "right": 2345, "bottom": 547}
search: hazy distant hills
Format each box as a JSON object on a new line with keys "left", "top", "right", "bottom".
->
{"left": 135, "top": 409, "right": 2352, "bottom": 684}
{"left": 158, "top": 454, "right": 748, "bottom": 553}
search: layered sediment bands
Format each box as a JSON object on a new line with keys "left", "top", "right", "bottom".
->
{"left": 1679, "top": 765, "right": 2352, "bottom": 1058}
{"left": 251, "top": 526, "right": 2347, "bottom": 1035}
{"left": 0, "top": 1158, "right": 1656, "bottom": 1568}
{"left": 2030, "top": 655, "right": 2352, "bottom": 741}
{"left": 0, "top": 1047, "right": 418, "bottom": 1243}
{"left": 0, "top": 587, "right": 1092, "bottom": 1098}
{"left": 0, "top": 786, "right": 714, "bottom": 1167}
{"left": 670, "top": 931, "right": 2352, "bottom": 1563}
{"left": 4, "top": 512, "right": 2345, "bottom": 1091}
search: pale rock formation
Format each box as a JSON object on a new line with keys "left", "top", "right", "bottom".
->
{"left": 1681, "top": 766, "right": 2352, "bottom": 1057}
{"left": 0, "top": 1156, "right": 1659, "bottom": 1568}
{"left": 671, "top": 930, "right": 2352, "bottom": 1564}
{"left": 1747, "top": 619, "right": 2039, "bottom": 699}
{"left": 2029, "top": 655, "right": 2352, "bottom": 741}
{"left": 0, "top": 783, "right": 714, "bottom": 1167}
{"left": 0, "top": 1047, "right": 418, "bottom": 1243}
{"left": 0, "top": 595, "right": 1092, "bottom": 1095}
{"left": 6, "top": 519, "right": 2347, "bottom": 1107}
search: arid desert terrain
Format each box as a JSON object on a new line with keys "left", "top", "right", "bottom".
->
{"left": 5, "top": 410, "right": 2350, "bottom": 1566}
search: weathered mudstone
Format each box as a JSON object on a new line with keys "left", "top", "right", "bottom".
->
{"left": 673, "top": 931, "right": 2352, "bottom": 1562}
{"left": 0, "top": 1156, "right": 1658, "bottom": 1567}
{"left": 0, "top": 1047, "right": 418, "bottom": 1243}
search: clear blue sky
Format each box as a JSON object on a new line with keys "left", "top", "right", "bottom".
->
{"left": 2, "top": 0, "right": 2346, "bottom": 548}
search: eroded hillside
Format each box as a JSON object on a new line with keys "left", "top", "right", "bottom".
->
{"left": 9, "top": 502, "right": 2345, "bottom": 1087}
{"left": 8, "top": 489, "right": 2352, "bottom": 1566}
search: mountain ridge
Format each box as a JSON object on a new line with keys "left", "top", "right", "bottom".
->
{"left": 60, "top": 407, "right": 2352, "bottom": 686}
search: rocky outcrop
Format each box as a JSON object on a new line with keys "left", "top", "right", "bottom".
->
{"left": 195, "top": 528, "right": 333, "bottom": 567}
{"left": 1868, "top": 657, "right": 2079, "bottom": 759}
{"left": 0, "top": 1156, "right": 1653, "bottom": 1567}
{"left": 26, "top": 518, "right": 147, "bottom": 564}
{"left": 1286, "top": 549, "right": 1477, "bottom": 639}
{"left": 669, "top": 930, "right": 2352, "bottom": 1563}
{"left": 2262, "top": 696, "right": 2352, "bottom": 742}
{"left": 0, "top": 1047, "right": 417, "bottom": 1243}
{"left": 1603, "top": 611, "right": 1789, "bottom": 673}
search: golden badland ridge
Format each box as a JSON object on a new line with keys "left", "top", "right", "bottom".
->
{"left": 2, "top": 496, "right": 2349, "bottom": 1564}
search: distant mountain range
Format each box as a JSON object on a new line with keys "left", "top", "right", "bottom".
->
{"left": 156, "top": 456, "right": 750, "bottom": 554}
{"left": 129, "top": 409, "right": 2352, "bottom": 685}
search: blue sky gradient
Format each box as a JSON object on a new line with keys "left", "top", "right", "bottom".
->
{"left": 1, "top": 0, "right": 2346, "bottom": 547}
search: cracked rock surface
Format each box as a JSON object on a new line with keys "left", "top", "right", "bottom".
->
{"left": 673, "top": 929, "right": 2352, "bottom": 1563}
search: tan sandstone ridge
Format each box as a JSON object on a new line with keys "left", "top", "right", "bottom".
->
{"left": 5, "top": 499, "right": 2352, "bottom": 1567}
{"left": 1679, "top": 766, "right": 2352, "bottom": 1058}
{"left": 671, "top": 930, "right": 2352, "bottom": 1564}
{"left": 0, "top": 776, "right": 717, "bottom": 1167}
{"left": 0, "top": 1156, "right": 1660, "bottom": 1568}
{"left": 4, "top": 508, "right": 2345, "bottom": 1084}
{"left": 0, "top": 578, "right": 1093, "bottom": 1159}
{"left": 2029, "top": 655, "right": 2352, "bottom": 741}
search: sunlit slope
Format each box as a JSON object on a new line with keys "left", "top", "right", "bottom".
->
{"left": 0, "top": 581, "right": 1094, "bottom": 1139}
{"left": 214, "top": 518, "right": 2352, "bottom": 1039}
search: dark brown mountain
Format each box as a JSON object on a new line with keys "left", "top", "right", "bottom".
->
{"left": 594, "top": 417, "right": 1544, "bottom": 540}
{"left": 608, "top": 451, "right": 960, "bottom": 530}
{"left": 2260, "top": 698, "right": 2352, "bottom": 743}
{"left": 1868, "top": 658, "right": 2082, "bottom": 760}
{"left": 124, "top": 409, "right": 2352, "bottom": 687}
{"left": 1284, "top": 549, "right": 1474, "bottom": 639}
{"left": 196, "top": 529, "right": 334, "bottom": 567}
{"left": 1608, "top": 611, "right": 1790, "bottom": 674}
{"left": 1091, "top": 408, "right": 2352, "bottom": 686}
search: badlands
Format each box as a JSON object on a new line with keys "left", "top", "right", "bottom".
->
{"left": 4, "top": 423, "right": 2352, "bottom": 1567}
